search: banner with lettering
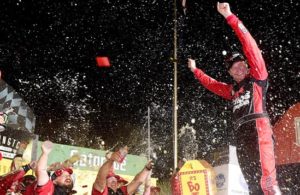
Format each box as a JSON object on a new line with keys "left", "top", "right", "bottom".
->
{"left": 178, "top": 160, "right": 216, "bottom": 195}
{"left": 0, "top": 79, "right": 36, "bottom": 160}
{"left": 179, "top": 170, "right": 210, "bottom": 195}
{"left": 35, "top": 141, "right": 150, "bottom": 194}
{"left": 36, "top": 141, "right": 148, "bottom": 175}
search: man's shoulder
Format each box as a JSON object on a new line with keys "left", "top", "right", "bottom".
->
{"left": 91, "top": 186, "right": 128, "bottom": 195}
{"left": 92, "top": 185, "right": 108, "bottom": 195}
{"left": 35, "top": 180, "right": 54, "bottom": 194}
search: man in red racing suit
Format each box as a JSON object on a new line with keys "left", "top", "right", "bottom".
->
{"left": 187, "top": 2, "right": 281, "bottom": 195}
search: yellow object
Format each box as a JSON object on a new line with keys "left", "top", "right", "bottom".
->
{"left": 62, "top": 153, "right": 81, "bottom": 167}
{"left": 0, "top": 158, "right": 12, "bottom": 175}
{"left": 178, "top": 160, "right": 216, "bottom": 195}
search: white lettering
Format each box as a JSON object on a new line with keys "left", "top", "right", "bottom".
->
{"left": 100, "top": 157, "right": 106, "bottom": 165}
{"left": 93, "top": 156, "right": 101, "bottom": 166}
{"left": 114, "top": 162, "right": 119, "bottom": 170}
{"left": 2, "top": 136, "right": 6, "bottom": 144}
{"left": 120, "top": 160, "right": 126, "bottom": 171}
{"left": 69, "top": 150, "right": 127, "bottom": 172}
{"left": 80, "top": 155, "right": 87, "bottom": 167}
{"left": 87, "top": 153, "right": 93, "bottom": 167}
{"left": 233, "top": 91, "right": 251, "bottom": 112}
{"left": 238, "top": 22, "right": 248, "bottom": 33}
{"left": 0, "top": 146, "right": 13, "bottom": 152}
{"left": 15, "top": 141, "right": 20, "bottom": 149}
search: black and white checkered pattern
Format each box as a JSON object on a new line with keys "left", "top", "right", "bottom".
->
{"left": 0, "top": 79, "right": 36, "bottom": 133}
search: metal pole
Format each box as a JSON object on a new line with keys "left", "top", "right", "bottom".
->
{"left": 173, "top": 0, "right": 178, "bottom": 169}
{"left": 147, "top": 107, "right": 151, "bottom": 160}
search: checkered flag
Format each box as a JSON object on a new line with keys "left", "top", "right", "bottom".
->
{"left": 0, "top": 79, "right": 36, "bottom": 133}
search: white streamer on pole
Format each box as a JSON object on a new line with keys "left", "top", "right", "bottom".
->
{"left": 173, "top": 0, "right": 178, "bottom": 169}
{"left": 147, "top": 107, "right": 151, "bottom": 160}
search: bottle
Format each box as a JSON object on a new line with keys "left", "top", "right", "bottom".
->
{"left": 63, "top": 154, "right": 81, "bottom": 167}
{"left": 117, "top": 146, "right": 128, "bottom": 163}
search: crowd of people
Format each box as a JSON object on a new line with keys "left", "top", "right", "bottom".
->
{"left": 0, "top": 140, "right": 160, "bottom": 195}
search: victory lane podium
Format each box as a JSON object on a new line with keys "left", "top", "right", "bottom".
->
{"left": 211, "top": 145, "right": 249, "bottom": 195}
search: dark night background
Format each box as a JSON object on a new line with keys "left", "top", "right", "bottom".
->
{"left": 0, "top": 0, "right": 299, "bottom": 183}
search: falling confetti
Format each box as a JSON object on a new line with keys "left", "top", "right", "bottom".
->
{"left": 0, "top": 1, "right": 298, "bottom": 188}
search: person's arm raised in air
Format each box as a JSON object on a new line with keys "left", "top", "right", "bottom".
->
{"left": 126, "top": 160, "right": 153, "bottom": 195}
{"left": 142, "top": 170, "right": 152, "bottom": 195}
{"left": 217, "top": 2, "right": 268, "bottom": 80}
{"left": 36, "top": 140, "right": 53, "bottom": 186}
{"left": 93, "top": 148, "right": 127, "bottom": 193}
{"left": 188, "top": 58, "right": 233, "bottom": 100}
{"left": 93, "top": 157, "right": 114, "bottom": 192}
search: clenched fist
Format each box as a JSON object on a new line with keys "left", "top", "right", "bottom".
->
{"left": 217, "top": 2, "right": 232, "bottom": 18}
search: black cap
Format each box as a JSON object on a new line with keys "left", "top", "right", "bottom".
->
{"left": 224, "top": 52, "right": 245, "bottom": 70}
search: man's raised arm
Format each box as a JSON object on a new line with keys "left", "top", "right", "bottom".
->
{"left": 36, "top": 140, "right": 53, "bottom": 186}
{"left": 217, "top": 2, "right": 268, "bottom": 80}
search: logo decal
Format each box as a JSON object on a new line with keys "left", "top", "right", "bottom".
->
{"left": 233, "top": 90, "right": 250, "bottom": 112}
{"left": 238, "top": 22, "right": 248, "bottom": 33}
{"left": 216, "top": 173, "right": 226, "bottom": 188}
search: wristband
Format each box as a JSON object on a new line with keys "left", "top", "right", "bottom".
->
{"left": 22, "top": 164, "right": 31, "bottom": 172}
{"left": 145, "top": 165, "right": 152, "bottom": 171}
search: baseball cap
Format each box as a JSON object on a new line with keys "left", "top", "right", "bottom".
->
{"left": 224, "top": 52, "right": 245, "bottom": 70}
{"left": 106, "top": 172, "right": 119, "bottom": 179}
{"left": 117, "top": 176, "right": 128, "bottom": 184}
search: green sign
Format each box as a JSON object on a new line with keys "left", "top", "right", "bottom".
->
{"left": 36, "top": 141, "right": 147, "bottom": 176}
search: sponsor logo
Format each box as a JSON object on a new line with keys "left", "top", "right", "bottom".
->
{"left": 238, "top": 22, "right": 248, "bottom": 33}
{"left": 0, "top": 135, "right": 20, "bottom": 159}
{"left": 216, "top": 173, "right": 226, "bottom": 188}
{"left": 70, "top": 149, "right": 127, "bottom": 171}
{"left": 233, "top": 91, "right": 250, "bottom": 112}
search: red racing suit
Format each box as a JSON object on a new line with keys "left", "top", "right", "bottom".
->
{"left": 193, "top": 14, "right": 279, "bottom": 194}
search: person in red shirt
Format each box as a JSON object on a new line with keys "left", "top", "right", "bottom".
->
{"left": 0, "top": 162, "right": 35, "bottom": 194}
{"left": 92, "top": 148, "right": 153, "bottom": 195}
{"left": 116, "top": 175, "right": 128, "bottom": 188}
{"left": 35, "top": 140, "right": 74, "bottom": 195}
{"left": 18, "top": 175, "right": 36, "bottom": 195}
{"left": 94, "top": 172, "right": 128, "bottom": 195}
{"left": 143, "top": 171, "right": 160, "bottom": 195}
{"left": 187, "top": 2, "right": 281, "bottom": 195}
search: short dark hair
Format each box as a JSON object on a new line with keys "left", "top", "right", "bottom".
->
{"left": 224, "top": 52, "right": 245, "bottom": 70}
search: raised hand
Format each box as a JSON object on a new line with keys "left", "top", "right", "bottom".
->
{"left": 145, "top": 160, "right": 154, "bottom": 171}
{"left": 217, "top": 2, "right": 232, "bottom": 18}
{"left": 188, "top": 58, "right": 196, "bottom": 72}
{"left": 29, "top": 160, "right": 37, "bottom": 170}
{"left": 110, "top": 146, "right": 128, "bottom": 163}
{"left": 41, "top": 140, "right": 53, "bottom": 155}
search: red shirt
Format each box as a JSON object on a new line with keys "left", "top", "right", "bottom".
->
{"left": 35, "top": 180, "right": 54, "bottom": 195}
{"left": 22, "top": 181, "right": 36, "bottom": 195}
{"left": 92, "top": 185, "right": 128, "bottom": 195}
